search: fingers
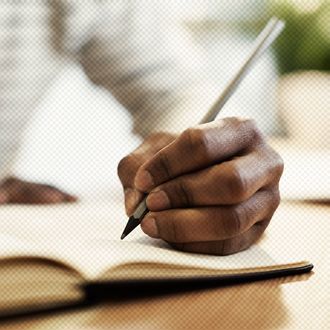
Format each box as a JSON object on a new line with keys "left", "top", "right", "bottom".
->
{"left": 117, "top": 133, "right": 176, "bottom": 215}
{"left": 0, "top": 177, "right": 77, "bottom": 205}
{"left": 118, "top": 119, "right": 282, "bottom": 256}
{"left": 146, "top": 147, "right": 283, "bottom": 210}
{"left": 141, "top": 189, "right": 279, "bottom": 243}
{"left": 31, "top": 185, "right": 77, "bottom": 204}
{"left": 169, "top": 220, "right": 270, "bottom": 255}
{"left": 117, "top": 152, "right": 146, "bottom": 215}
{"left": 147, "top": 146, "right": 283, "bottom": 211}
{"left": 135, "top": 118, "right": 264, "bottom": 192}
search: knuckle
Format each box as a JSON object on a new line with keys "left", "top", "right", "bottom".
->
{"left": 225, "top": 117, "right": 265, "bottom": 146}
{"left": 247, "top": 119, "right": 264, "bottom": 144}
{"left": 239, "top": 118, "right": 264, "bottom": 144}
{"left": 265, "top": 147, "right": 285, "bottom": 181}
{"left": 226, "top": 165, "right": 248, "bottom": 202}
{"left": 181, "top": 127, "right": 209, "bottom": 160}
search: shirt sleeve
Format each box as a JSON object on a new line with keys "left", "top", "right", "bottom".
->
{"left": 78, "top": 1, "right": 219, "bottom": 138}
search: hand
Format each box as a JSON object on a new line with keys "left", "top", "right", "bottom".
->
{"left": 118, "top": 118, "right": 283, "bottom": 255}
{"left": 0, "top": 177, "right": 77, "bottom": 205}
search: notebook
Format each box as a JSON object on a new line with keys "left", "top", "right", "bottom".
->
{"left": 0, "top": 198, "right": 313, "bottom": 317}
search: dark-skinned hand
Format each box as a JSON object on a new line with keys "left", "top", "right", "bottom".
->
{"left": 118, "top": 117, "right": 284, "bottom": 255}
{"left": 0, "top": 177, "right": 77, "bottom": 205}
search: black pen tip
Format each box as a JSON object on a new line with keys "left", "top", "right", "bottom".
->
{"left": 120, "top": 215, "right": 143, "bottom": 240}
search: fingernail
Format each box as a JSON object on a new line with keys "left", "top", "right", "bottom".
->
{"left": 141, "top": 217, "right": 159, "bottom": 238}
{"left": 147, "top": 189, "right": 170, "bottom": 210}
{"left": 66, "top": 195, "right": 78, "bottom": 203}
{"left": 135, "top": 170, "right": 154, "bottom": 191}
{"left": 124, "top": 188, "right": 139, "bottom": 215}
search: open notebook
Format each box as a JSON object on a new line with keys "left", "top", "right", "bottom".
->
{"left": 0, "top": 198, "right": 312, "bottom": 316}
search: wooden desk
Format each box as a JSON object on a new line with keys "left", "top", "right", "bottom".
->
{"left": 1, "top": 201, "right": 329, "bottom": 330}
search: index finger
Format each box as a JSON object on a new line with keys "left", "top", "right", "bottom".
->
{"left": 134, "top": 118, "right": 264, "bottom": 192}
{"left": 117, "top": 133, "right": 176, "bottom": 215}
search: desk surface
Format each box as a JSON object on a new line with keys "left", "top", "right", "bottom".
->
{"left": 1, "top": 201, "right": 329, "bottom": 330}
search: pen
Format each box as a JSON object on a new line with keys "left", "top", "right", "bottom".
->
{"left": 121, "top": 17, "right": 285, "bottom": 240}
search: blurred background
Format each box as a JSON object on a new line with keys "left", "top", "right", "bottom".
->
{"left": 7, "top": 0, "right": 329, "bottom": 201}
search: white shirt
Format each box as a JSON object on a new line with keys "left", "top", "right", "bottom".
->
{"left": 0, "top": 0, "right": 218, "bottom": 179}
